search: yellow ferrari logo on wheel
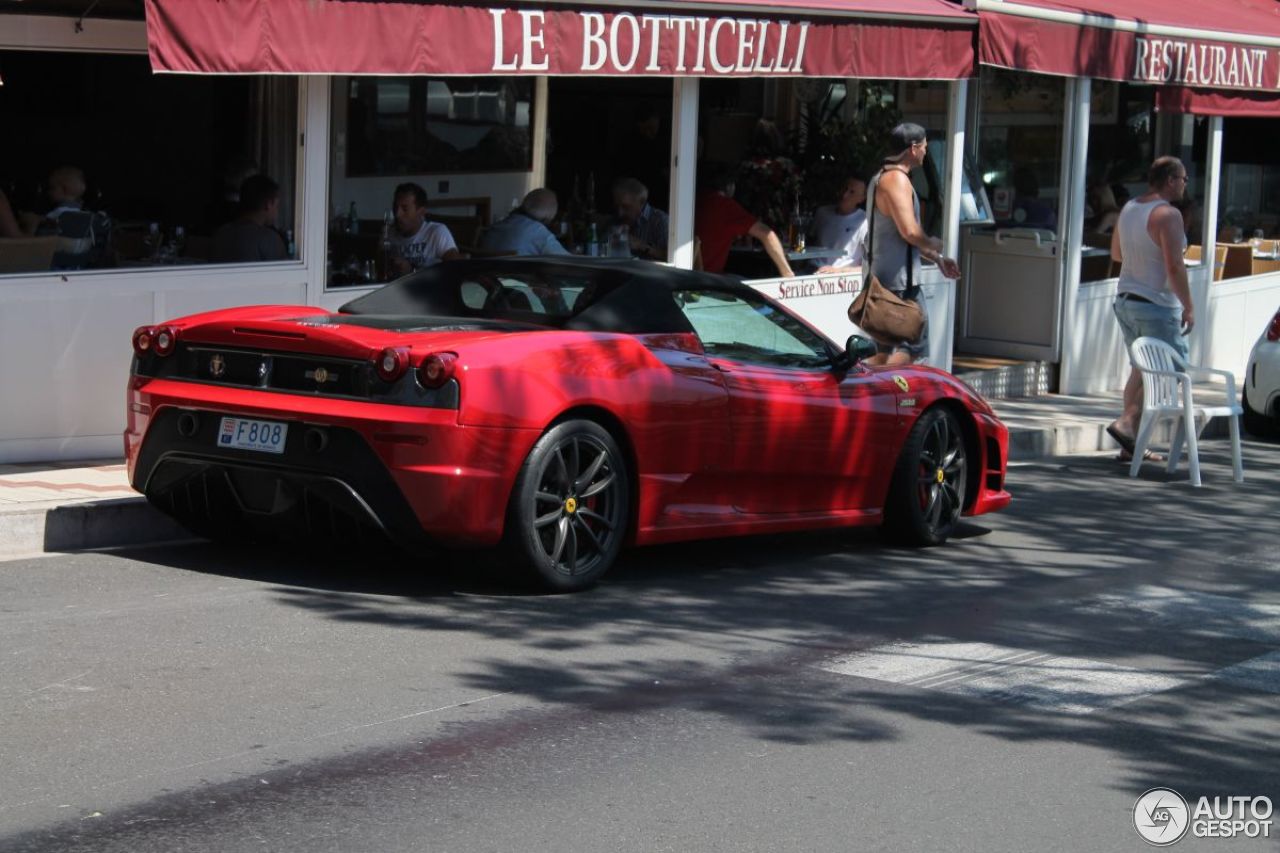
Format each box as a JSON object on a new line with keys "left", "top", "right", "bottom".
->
{"left": 893, "top": 375, "right": 910, "bottom": 393}
{"left": 936, "top": 468, "right": 945, "bottom": 484}
{"left": 564, "top": 497, "right": 578, "bottom": 514}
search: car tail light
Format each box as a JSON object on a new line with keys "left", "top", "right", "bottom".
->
{"left": 135, "top": 325, "right": 178, "bottom": 357}
{"left": 1267, "top": 309, "right": 1280, "bottom": 342}
{"left": 132, "top": 326, "right": 155, "bottom": 356}
{"left": 376, "top": 346, "right": 409, "bottom": 382}
{"left": 418, "top": 353, "right": 457, "bottom": 388}
{"left": 153, "top": 326, "right": 178, "bottom": 357}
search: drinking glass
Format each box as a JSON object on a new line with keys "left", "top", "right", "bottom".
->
{"left": 608, "top": 224, "right": 630, "bottom": 258}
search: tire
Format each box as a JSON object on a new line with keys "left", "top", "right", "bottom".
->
{"left": 883, "top": 406, "right": 967, "bottom": 546}
{"left": 1242, "top": 387, "right": 1277, "bottom": 438}
{"left": 505, "top": 419, "right": 630, "bottom": 592}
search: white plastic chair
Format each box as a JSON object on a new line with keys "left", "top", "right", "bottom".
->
{"left": 1128, "top": 336, "right": 1244, "bottom": 487}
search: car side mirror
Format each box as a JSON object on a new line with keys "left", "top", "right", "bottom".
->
{"left": 834, "top": 334, "right": 879, "bottom": 371}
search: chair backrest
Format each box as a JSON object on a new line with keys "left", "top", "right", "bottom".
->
{"left": 1130, "top": 336, "right": 1187, "bottom": 411}
{"left": 1184, "top": 243, "right": 1202, "bottom": 262}
{"left": 1253, "top": 257, "right": 1280, "bottom": 276}
{"left": 1221, "top": 243, "right": 1252, "bottom": 280}
{"left": 0, "top": 236, "right": 60, "bottom": 273}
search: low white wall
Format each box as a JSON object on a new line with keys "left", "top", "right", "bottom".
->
{"left": 748, "top": 268, "right": 955, "bottom": 373}
{"left": 1062, "top": 265, "right": 1280, "bottom": 395}
{"left": 0, "top": 264, "right": 310, "bottom": 463}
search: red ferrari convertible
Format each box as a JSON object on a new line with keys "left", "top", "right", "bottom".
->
{"left": 125, "top": 257, "right": 1009, "bottom": 590}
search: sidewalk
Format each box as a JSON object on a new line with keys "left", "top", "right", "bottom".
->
{"left": 0, "top": 389, "right": 1230, "bottom": 560}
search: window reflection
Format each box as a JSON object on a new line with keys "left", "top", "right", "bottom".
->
{"left": 0, "top": 50, "right": 297, "bottom": 276}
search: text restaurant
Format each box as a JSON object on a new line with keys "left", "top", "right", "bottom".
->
{"left": 0, "top": 0, "right": 978, "bottom": 462}
{"left": 963, "top": 0, "right": 1280, "bottom": 395}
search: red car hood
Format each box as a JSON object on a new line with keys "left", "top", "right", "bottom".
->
{"left": 163, "top": 304, "right": 540, "bottom": 361}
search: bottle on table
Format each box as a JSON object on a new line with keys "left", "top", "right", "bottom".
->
{"left": 285, "top": 229, "right": 296, "bottom": 259}
{"left": 347, "top": 201, "right": 359, "bottom": 235}
{"left": 587, "top": 221, "right": 599, "bottom": 257}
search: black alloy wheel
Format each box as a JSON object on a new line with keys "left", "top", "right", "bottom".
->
{"left": 884, "top": 406, "right": 967, "bottom": 546}
{"left": 506, "top": 419, "right": 630, "bottom": 591}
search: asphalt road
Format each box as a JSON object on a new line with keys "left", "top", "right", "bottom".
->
{"left": 2, "top": 443, "right": 1279, "bottom": 852}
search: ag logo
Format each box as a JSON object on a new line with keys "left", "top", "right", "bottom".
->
{"left": 1134, "top": 788, "right": 1190, "bottom": 845}
{"left": 892, "top": 375, "right": 910, "bottom": 393}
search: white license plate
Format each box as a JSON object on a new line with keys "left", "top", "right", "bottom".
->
{"left": 217, "top": 417, "right": 288, "bottom": 454}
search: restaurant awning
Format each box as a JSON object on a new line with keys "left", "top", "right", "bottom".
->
{"left": 974, "top": 0, "right": 1280, "bottom": 111}
{"left": 144, "top": 0, "right": 976, "bottom": 79}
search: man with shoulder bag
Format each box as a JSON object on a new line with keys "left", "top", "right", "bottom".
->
{"left": 849, "top": 122, "right": 961, "bottom": 366}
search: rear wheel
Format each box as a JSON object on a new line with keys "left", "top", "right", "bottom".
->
{"left": 883, "top": 407, "right": 967, "bottom": 546}
{"left": 1242, "top": 387, "right": 1277, "bottom": 437}
{"left": 505, "top": 419, "right": 630, "bottom": 592}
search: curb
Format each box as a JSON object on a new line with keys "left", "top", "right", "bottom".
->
{"left": 0, "top": 417, "right": 1237, "bottom": 559}
{"left": 0, "top": 497, "right": 191, "bottom": 560}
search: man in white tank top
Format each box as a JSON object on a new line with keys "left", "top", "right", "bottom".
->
{"left": 1106, "top": 156, "right": 1195, "bottom": 458}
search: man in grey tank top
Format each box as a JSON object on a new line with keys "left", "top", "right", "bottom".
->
{"left": 1106, "top": 156, "right": 1195, "bottom": 460}
{"left": 862, "top": 123, "right": 961, "bottom": 365}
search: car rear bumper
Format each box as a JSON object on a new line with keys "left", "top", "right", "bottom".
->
{"left": 126, "top": 378, "right": 539, "bottom": 547}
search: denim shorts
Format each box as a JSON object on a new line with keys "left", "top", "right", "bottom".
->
{"left": 1113, "top": 293, "right": 1188, "bottom": 362}
{"left": 873, "top": 289, "right": 929, "bottom": 362}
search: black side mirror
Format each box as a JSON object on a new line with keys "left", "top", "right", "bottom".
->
{"left": 833, "top": 334, "right": 879, "bottom": 371}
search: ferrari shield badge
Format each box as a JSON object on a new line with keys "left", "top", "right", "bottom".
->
{"left": 892, "top": 375, "right": 910, "bottom": 393}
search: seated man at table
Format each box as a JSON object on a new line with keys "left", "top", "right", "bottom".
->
{"left": 211, "top": 174, "right": 287, "bottom": 263}
{"left": 389, "top": 182, "right": 462, "bottom": 273}
{"left": 611, "top": 178, "right": 668, "bottom": 261}
{"left": 36, "top": 166, "right": 112, "bottom": 269}
{"left": 693, "top": 163, "right": 793, "bottom": 278}
{"left": 812, "top": 175, "right": 868, "bottom": 273}
{"left": 478, "top": 188, "right": 569, "bottom": 256}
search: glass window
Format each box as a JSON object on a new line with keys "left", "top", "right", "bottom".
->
{"left": 0, "top": 50, "right": 298, "bottom": 276}
{"left": 975, "top": 68, "right": 1066, "bottom": 238}
{"left": 676, "top": 289, "right": 831, "bottom": 368}
{"left": 1079, "top": 82, "right": 1159, "bottom": 282}
{"left": 344, "top": 77, "right": 533, "bottom": 176}
{"left": 1218, "top": 117, "right": 1280, "bottom": 249}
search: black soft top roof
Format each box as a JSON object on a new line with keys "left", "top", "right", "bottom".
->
{"left": 338, "top": 257, "right": 755, "bottom": 336}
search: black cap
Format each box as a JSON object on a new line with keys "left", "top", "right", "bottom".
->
{"left": 885, "top": 122, "right": 927, "bottom": 163}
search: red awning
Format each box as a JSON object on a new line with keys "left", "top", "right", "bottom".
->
{"left": 977, "top": 0, "right": 1280, "bottom": 93}
{"left": 1156, "top": 86, "right": 1280, "bottom": 117}
{"left": 144, "top": 0, "right": 976, "bottom": 79}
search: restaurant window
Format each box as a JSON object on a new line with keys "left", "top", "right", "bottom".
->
{"left": 0, "top": 50, "right": 298, "bottom": 277}
{"left": 328, "top": 75, "right": 534, "bottom": 288}
{"left": 697, "top": 77, "right": 950, "bottom": 279}
{"left": 1079, "top": 82, "right": 1159, "bottom": 283}
{"left": 343, "top": 77, "right": 534, "bottom": 176}
{"left": 975, "top": 68, "right": 1067, "bottom": 240}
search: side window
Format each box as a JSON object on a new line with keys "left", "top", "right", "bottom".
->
{"left": 675, "top": 290, "right": 831, "bottom": 368}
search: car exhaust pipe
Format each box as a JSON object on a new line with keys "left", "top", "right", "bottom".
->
{"left": 304, "top": 427, "right": 329, "bottom": 454}
{"left": 177, "top": 412, "right": 200, "bottom": 438}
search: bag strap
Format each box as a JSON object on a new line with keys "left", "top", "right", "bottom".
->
{"left": 869, "top": 167, "right": 917, "bottom": 298}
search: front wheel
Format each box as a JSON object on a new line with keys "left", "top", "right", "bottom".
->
{"left": 883, "top": 407, "right": 967, "bottom": 546}
{"left": 505, "top": 419, "right": 630, "bottom": 592}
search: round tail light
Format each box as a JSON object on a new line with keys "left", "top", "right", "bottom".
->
{"left": 418, "top": 353, "right": 457, "bottom": 388}
{"left": 153, "top": 326, "right": 178, "bottom": 357}
{"left": 376, "top": 346, "right": 409, "bottom": 382}
{"left": 132, "top": 326, "right": 155, "bottom": 356}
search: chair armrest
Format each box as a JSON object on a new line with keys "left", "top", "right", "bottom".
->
{"left": 1184, "top": 366, "right": 1238, "bottom": 399}
{"left": 1139, "top": 368, "right": 1187, "bottom": 380}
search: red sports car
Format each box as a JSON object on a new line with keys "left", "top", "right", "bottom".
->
{"left": 125, "top": 257, "right": 1009, "bottom": 590}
